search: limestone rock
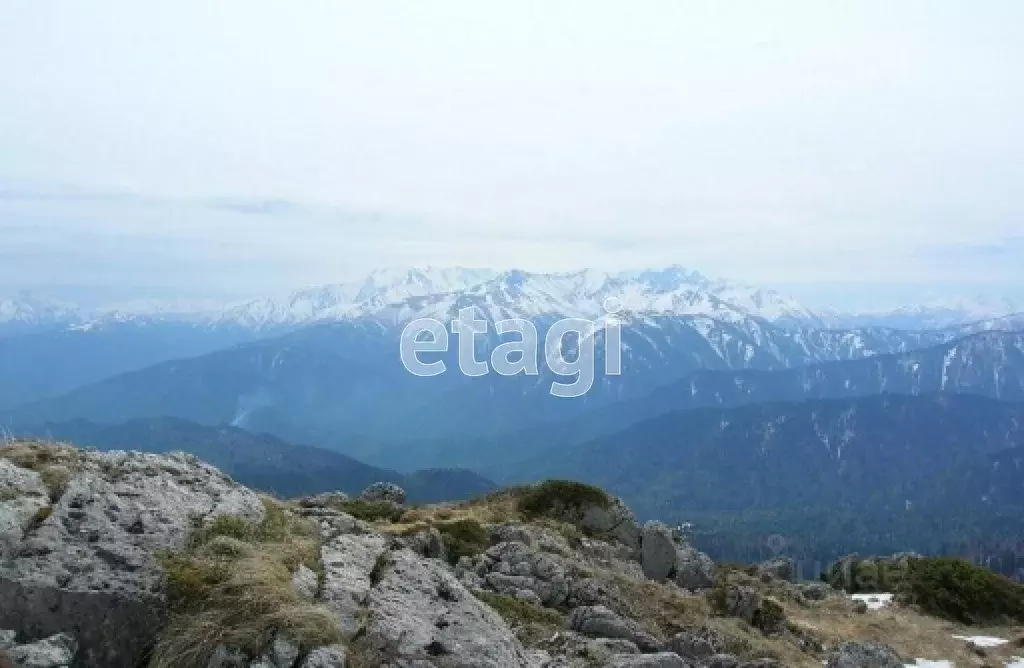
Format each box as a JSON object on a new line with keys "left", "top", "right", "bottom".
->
{"left": 0, "top": 630, "right": 16, "bottom": 650}
{"left": 707, "top": 654, "right": 740, "bottom": 668}
{"left": 825, "top": 642, "right": 903, "bottom": 668}
{"left": 666, "top": 632, "right": 717, "bottom": 661}
{"left": 298, "top": 491, "right": 349, "bottom": 508}
{"left": 357, "top": 548, "right": 540, "bottom": 666}
{"left": 738, "top": 660, "right": 781, "bottom": 668}
{"left": 673, "top": 545, "right": 716, "bottom": 590}
{"left": 638, "top": 522, "right": 715, "bottom": 590}
{"left": 291, "top": 564, "right": 320, "bottom": 601}
{"left": 0, "top": 448, "right": 264, "bottom": 668}
{"left": 799, "top": 582, "right": 830, "bottom": 601}
{"left": 758, "top": 557, "right": 795, "bottom": 583}
{"left": 723, "top": 586, "right": 762, "bottom": 624}
{"left": 359, "top": 482, "right": 406, "bottom": 505}
{"left": 641, "top": 522, "right": 677, "bottom": 581}
{"left": 568, "top": 606, "right": 661, "bottom": 653}
{"left": 588, "top": 638, "right": 640, "bottom": 655}
{"left": 5, "top": 633, "right": 77, "bottom": 668}
{"left": 320, "top": 532, "right": 388, "bottom": 638}
{"left": 603, "top": 653, "right": 688, "bottom": 667}
{"left": 482, "top": 541, "right": 570, "bottom": 607}
{"left": 299, "top": 646, "right": 348, "bottom": 668}
{"left": 0, "top": 460, "right": 50, "bottom": 560}
{"left": 579, "top": 497, "right": 641, "bottom": 552}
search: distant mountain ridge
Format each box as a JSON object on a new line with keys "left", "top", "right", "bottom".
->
{"left": 22, "top": 416, "right": 496, "bottom": 502}
{"left": 4, "top": 266, "right": 1020, "bottom": 333}
{"left": 509, "top": 393, "right": 1024, "bottom": 561}
{"left": 363, "top": 329, "right": 1024, "bottom": 474}
{"left": 14, "top": 317, "right": 1016, "bottom": 450}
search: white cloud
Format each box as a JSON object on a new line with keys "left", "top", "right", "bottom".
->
{"left": 0, "top": 1, "right": 1022, "bottom": 305}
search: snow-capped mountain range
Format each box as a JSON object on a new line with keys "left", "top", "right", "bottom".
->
{"left": 1, "top": 266, "right": 1020, "bottom": 333}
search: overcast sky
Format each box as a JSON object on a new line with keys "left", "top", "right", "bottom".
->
{"left": 1, "top": 1, "right": 1022, "bottom": 309}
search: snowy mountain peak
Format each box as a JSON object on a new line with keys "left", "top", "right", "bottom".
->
{"left": 0, "top": 295, "right": 79, "bottom": 325}
{"left": 4, "top": 266, "right": 1020, "bottom": 333}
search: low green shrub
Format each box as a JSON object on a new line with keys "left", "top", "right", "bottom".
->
{"left": 517, "top": 480, "right": 611, "bottom": 523}
{"left": 475, "top": 591, "right": 565, "bottom": 627}
{"left": 337, "top": 499, "right": 405, "bottom": 523}
{"left": 436, "top": 519, "right": 489, "bottom": 564}
{"left": 900, "top": 557, "right": 1024, "bottom": 624}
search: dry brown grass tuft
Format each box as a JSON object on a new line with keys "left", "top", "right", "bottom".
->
{"left": 150, "top": 497, "right": 340, "bottom": 668}
{"left": 609, "top": 574, "right": 712, "bottom": 639}
{"left": 0, "top": 441, "right": 80, "bottom": 503}
{"left": 782, "top": 594, "right": 1024, "bottom": 668}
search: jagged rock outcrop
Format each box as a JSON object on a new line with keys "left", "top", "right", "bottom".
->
{"left": 1, "top": 443, "right": 974, "bottom": 668}
{"left": 758, "top": 557, "right": 795, "bottom": 583}
{"left": 578, "top": 497, "right": 642, "bottom": 553}
{"left": 717, "top": 585, "right": 786, "bottom": 634}
{"left": 297, "top": 491, "right": 349, "bottom": 508}
{"left": 482, "top": 541, "right": 572, "bottom": 608}
{"left": 353, "top": 547, "right": 540, "bottom": 667}
{"left": 0, "top": 632, "right": 77, "bottom": 668}
{"left": 359, "top": 482, "right": 406, "bottom": 505}
{"left": 0, "top": 445, "right": 265, "bottom": 668}
{"left": 666, "top": 630, "right": 722, "bottom": 662}
{"left": 825, "top": 641, "right": 903, "bottom": 668}
{"left": 319, "top": 531, "right": 389, "bottom": 637}
{"left": 568, "top": 606, "right": 662, "bottom": 653}
{"left": 639, "top": 522, "right": 715, "bottom": 590}
{"left": 605, "top": 653, "right": 688, "bottom": 667}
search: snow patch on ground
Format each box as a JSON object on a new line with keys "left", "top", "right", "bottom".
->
{"left": 952, "top": 635, "right": 1009, "bottom": 648}
{"left": 851, "top": 592, "right": 894, "bottom": 610}
{"left": 905, "top": 660, "right": 953, "bottom": 668}
{"left": 1005, "top": 657, "right": 1024, "bottom": 668}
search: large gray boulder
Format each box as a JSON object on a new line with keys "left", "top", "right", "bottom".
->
{"left": 0, "top": 446, "right": 265, "bottom": 668}
{"left": 354, "top": 548, "right": 540, "bottom": 666}
{"left": 639, "top": 521, "right": 715, "bottom": 589}
{"left": 483, "top": 541, "right": 571, "bottom": 607}
{"left": 826, "top": 642, "right": 903, "bottom": 668}
{"left": 359, "top": 482, "right": 406, "bottom": 505}
{"left": 641, "top": 522, "right": 677, "bottom": 581}
{"left": 673, "top": 545, "right": 716, "bottom": 590}
{"left": 666, "top": 631, "right": 718, "bottom": 661}
{"left": 299, "top": 646, "right": 347, "bottom": 668}
{"left": 319, "top": 532, "right": 389, "bottom": 637}
{"left": 568, "top": 606, "right": 661, "bottom": 653}
{"left": 579, "top": 497, "right": 641, "bottom": 552}
{"left": 4, "top": 633, "right": 77, "bottom": 668}
{"left": 0, "top": 460, "right": 50, "bottom": 558}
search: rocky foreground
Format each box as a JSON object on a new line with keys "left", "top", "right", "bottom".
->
{"left": 1, "top": 442, "right": 1022, "bottom": 668}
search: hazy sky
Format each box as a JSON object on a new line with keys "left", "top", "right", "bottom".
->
{"left": 1, "top": 1, "right": 1022, "bottom": 308}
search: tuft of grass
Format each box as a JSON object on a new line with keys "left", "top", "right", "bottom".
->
{"left": 0, "top": 488, "right": 19, "bottom": 502}
{"left": 609, "top": 573, "right": 710, "bottom": 639}
{"left": 369, "top": 551, "right": 392, "bottom": 586}
{"left": 150, "top": 498, "right": 338, "bottom": 668}
{"left": 1, "top": 442, "right": 79, "bottom": 503}
{"left": 517, "top": 480, "right": 611, "bottom": 524}
{"left": 474, "top": 591, "right": 565, "bottom": 627}
{"left": 435, "top": 519, "right": 489, "bottom": 565}
{"left": 336, "top": 499, "right": 405, "bottom": 523}
{"left": 38, "top": 466, "right": 71, "bottom": 503}
{"left": 24, "top": 505, "right": 53, "bottom": 534}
